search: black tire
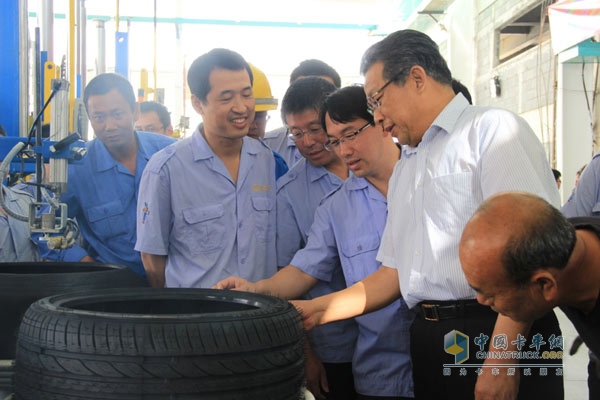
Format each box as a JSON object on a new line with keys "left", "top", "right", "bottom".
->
{"left": 14, "top": 288, "right": 305, "bottom": 400}
{"left": 0, "top": 360, "right": 14, "bottom": 399}
{"left": 0, "top": 262, "right": 148, "bottom": 360}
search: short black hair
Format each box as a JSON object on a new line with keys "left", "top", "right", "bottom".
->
{"left": 281, "top": 76, "right": 337, "bottom": 125}
{"left": 360, "top": 29, "right": 452, "bottom": 88}
{"left": 140, "top": 101, "right": 171, "bottom": 127}
{"left": 552, "top": 168, "right": 562, "bottom": 180}
{"left": 290, "top": 59, "right": 341, "bottom": 88}
{"left": 187, "top": 48, "right": 253, "bottom": 103}
{"left": 83, "top": 73, "right": 136, "bottom": 113}
{"left": 452, "top": 79, "right": 472, "bottom": 104}
{"left": 501, "top": 197, "right": 576, "bottom": 287}
{"left": 320, "top": 85, "right": 374, "bottom": 131}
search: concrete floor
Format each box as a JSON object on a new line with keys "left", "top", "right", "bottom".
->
{"left": 557, "top": 308, "right": 591, "bottom": 400}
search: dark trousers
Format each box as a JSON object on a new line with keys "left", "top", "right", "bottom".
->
{"left": 356, "top": 395, "right": 413, "bottom": 400}
{"left": 410, "top": 303, "right": 564, "bottom": 400}
{"left": 589, "top": 354, "right": 600, "bottom": 399}
{"left": 323, "top": 362, "right": 356, "bottom": 400}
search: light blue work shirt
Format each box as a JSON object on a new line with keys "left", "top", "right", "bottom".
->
{"left": 291, "top": 176, "right": 414, "bottom": 398}
{"left": 135, "top": 129, "right": 278, "bottom": 288}
{"left": 562, "top": 152, "right": 600, "bottom": 217}
{"left": 61, "top": 131, "right": 175, "bottom": 275}
{"left": 0, "top": 186, "right": 39, "bottom": 261}
{"left": 277, "top": 158, "right": 357, "bottom": 364}
{"left": 263, "top": 126, "right": 302, "bottom": 168}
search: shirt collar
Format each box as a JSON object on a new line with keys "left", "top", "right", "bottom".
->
{"left": 403, "top": 93, "right": 470, "bottom": 155}
{"left": 306, "top": 162, "right": 333, "bottom": 183}
{"left": 345, "top": 174, "right": 368, "bottom": 191}
{"left": 93, "top": 137, "right": 120, "bottom": 172}
{"left": 191, "top": 127, "right": 261, "bottom": 162}
{"left": 430, "top": 92, "right": 469, "bottom": 135}
{"left": 93, "top": 132, "right": 153, "bottom": 172}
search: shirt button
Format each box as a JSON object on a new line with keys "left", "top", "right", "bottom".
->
{"left": 415, "top": 251, "right": 421, "bottom": 256}
{"left": 240, "top": 258, "right": 245, "bottom": 264}
{"left": 238, "top": 222, "right": 243, "bottom": 228}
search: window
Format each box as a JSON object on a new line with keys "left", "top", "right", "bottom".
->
{"left": 497, "top": 1, "right": 555, "bottom": 63}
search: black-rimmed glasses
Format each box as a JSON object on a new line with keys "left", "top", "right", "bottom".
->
{"left": 324, "top": 122, "right": 372, "bottom": 151}
{"left": 366, "top": 70, "right": 405, "bottom": 114}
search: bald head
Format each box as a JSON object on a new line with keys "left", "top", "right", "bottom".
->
{"left": 460, "top": 192, "right": 576, "bottom": 287}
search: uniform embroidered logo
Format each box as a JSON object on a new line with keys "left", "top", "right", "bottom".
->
{"left": 142, "top": 202, "right": 150, "bottom": 224}
{"left": 252, "top": 184, "right": 270, "bottom": 192}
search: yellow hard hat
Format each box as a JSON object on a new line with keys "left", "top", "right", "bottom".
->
{"left": 249, "top": 63, "right": 278, "bottom": 112}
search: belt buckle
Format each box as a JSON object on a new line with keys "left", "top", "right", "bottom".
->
{"left": 421, "top": 303, "right": 440, "bottom": 322}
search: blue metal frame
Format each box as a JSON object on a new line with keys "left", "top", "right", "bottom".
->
{"left": 0, "top": 0, "right": 22, "bottom": 137}
{"left": 115, "top": 31, "right": 129, "bottom": 78}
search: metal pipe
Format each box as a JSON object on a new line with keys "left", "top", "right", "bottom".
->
{"left": 77, "top": 0, "right": 87, "bottom": 92}
{"left": 34, "top": 28, "right": 43, "bottom": 202}
{"left": 19, "top": 0, "right": 29, "bottom": 138}
{"left": 49, "top": 79, "right": 70, "bottom": 197}
{"left": 116, "top": 0, "right": 120, "bottom": 30}
{"left": 41, "top": 0, "right": 54, "bottom": 60}
{"left": 95, "top": 19, "right": 106, "bottom": 74}
{"left": 69, "top": 0, "right": 76, "bottom": 132}
{"left": 153, "top": 0, "right": 157, "bottom": 94}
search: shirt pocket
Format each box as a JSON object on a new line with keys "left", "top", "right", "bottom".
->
{"left": 251, "top": 196, "right": 274, "bottom": 243}
{"left": 340, "top": 233, "right": 380, "bottom": 285}
{"left": 425, "top": 171, "right": 478, "bottom": 232}
{"left": 181, "top": 205, "right": 226, "bottom": 255}
{"left": 86, "top": 200, "right": 128, "bottom": 240}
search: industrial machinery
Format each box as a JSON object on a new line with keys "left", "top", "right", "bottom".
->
{"left": 0, "top": 78, "right": 87, "bottom": 250}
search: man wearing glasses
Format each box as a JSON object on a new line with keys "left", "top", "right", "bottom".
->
{"left": 263, "top": 59, "right": 342, "bottom": 168}
{"left": 135, "top": 101, "right": 174, "bottom": 137}
{"left": 216, "top": 85, "right": 414, "bottom": 400}
{"left": 277, "top": 76, "right": 357, "bottom": 399}
{"left": 294, "top": 29, "right": 563, "bottom": 400}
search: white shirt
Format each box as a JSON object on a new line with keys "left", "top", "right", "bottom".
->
{"left": 377, "top": 94, "right": 560, "bottom": 308}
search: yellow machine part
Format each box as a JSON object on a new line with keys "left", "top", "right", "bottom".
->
{"left": 43, "top": 62, "right": 60, "bottom": 124}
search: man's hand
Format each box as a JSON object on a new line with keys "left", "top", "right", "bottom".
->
{"left": 291, "top": 299, "right": 323, "bottom": 331}
{"left": 212, "top": 276, "right": 258, "bottom": 292}
{"left": 80, "top": 255, "right": 95, "bottom": 262}
{"left": 305, "top": 342, "right": 329, "bottom": 400}
{"left": 474, "top": 367, "right": 519, "bottom": 400}
{"left": 474, "top": 314, "right": 530, "bottom": 400}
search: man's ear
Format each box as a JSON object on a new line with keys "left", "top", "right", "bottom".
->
{"left": 191, "top": 95, "right": 205, "bottom": 117}
{"left": 530, "top": 270, "right": 559, "bottom": 302}
{"left": 408, "top": 65, "right": 427, "bottom": 91}
{"left": 133, "top": 102, "right": 140, "bottom": 122}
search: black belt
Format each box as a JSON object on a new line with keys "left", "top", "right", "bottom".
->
{"left": 415, "top": 300, "right": 494, "bottom": 322}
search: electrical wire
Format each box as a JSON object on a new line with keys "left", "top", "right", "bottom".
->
{"left": 26, "top": 81, "right": 62, "bottom": 147}
{"left": 580, "top": 59, "right": 596, "bottom": 154}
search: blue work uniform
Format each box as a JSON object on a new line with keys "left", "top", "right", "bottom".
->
{"left": 291, "top": 175, "right": 414, "bottom": 398}
{"left": 135, "top": 129, "right": 278, "bottom": 288}
{"left": 60, "top": 131, "right": 175, "bottom": 275}
{"left": 0, "top": 186, "right": 39, "bottom": 261}
{"left": 277, "top": 158, "right": 357, "bottom": 364}
{"left": 562, "top": 152, "right": 600, "bottom": 216}
{"left": 263, "top": 126, "right": 302, "bottom": 168}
